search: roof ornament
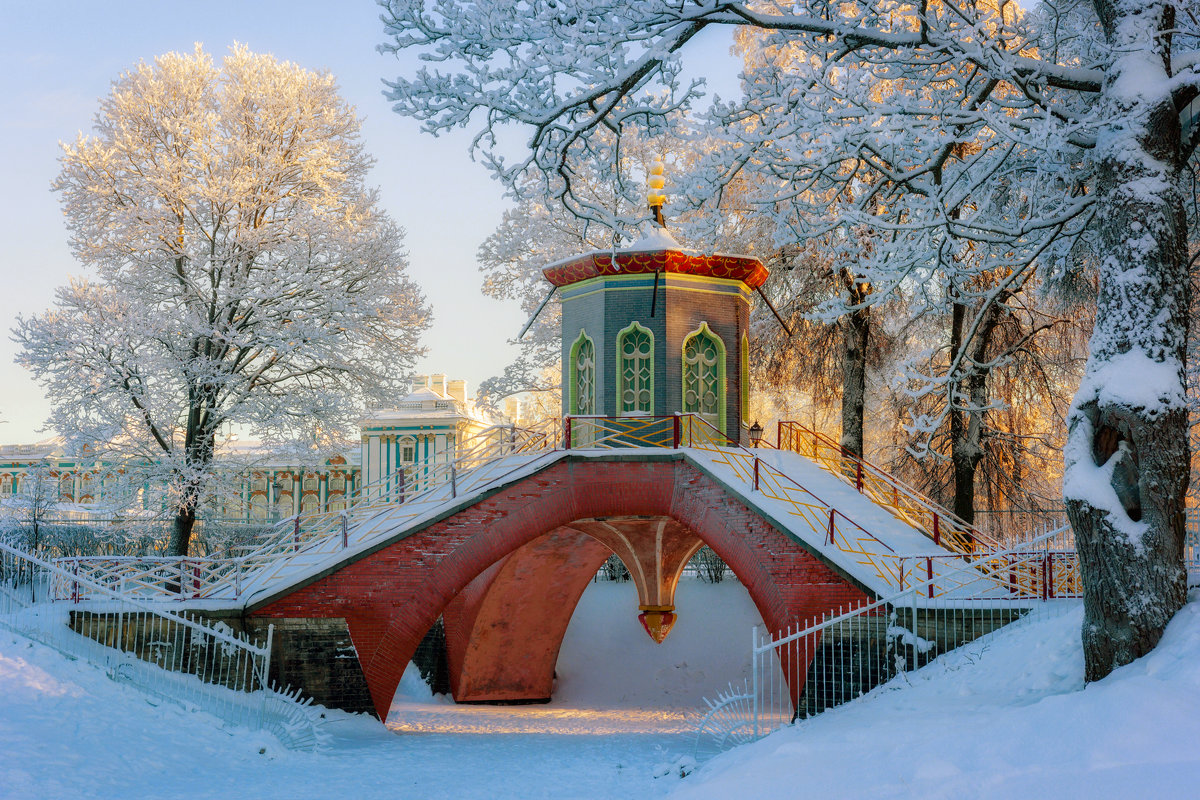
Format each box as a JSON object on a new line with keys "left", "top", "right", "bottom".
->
{"left": 647, "top": 157, "right": 667, "bottom": 228}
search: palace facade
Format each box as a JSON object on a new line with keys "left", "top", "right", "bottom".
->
{"left": 0, "top": 374, "right": 496, "bottom": 523}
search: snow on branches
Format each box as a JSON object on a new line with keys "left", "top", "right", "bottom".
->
{"left": 381, "top": 0, "right": 1200, "bottom": 679}
{"left": 15, "top": 44, "right": 431, "bottom": 554}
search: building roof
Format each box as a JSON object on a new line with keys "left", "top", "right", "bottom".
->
{"left": 541, "top": 237, "right": 769, "bottom": 290}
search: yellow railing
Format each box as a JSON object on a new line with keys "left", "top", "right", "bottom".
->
{"left": 777, "top": 422, "right": 1004, "bottom": 556}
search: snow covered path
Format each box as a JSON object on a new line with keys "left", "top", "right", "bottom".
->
{"left": 5, "top": 578, "right": 1200, "bottom": 799}
{"left": 677, "top": 595, "right": 1200, "bottom": 800}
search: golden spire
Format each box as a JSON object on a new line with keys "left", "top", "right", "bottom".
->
{"left": 647, "top": 157, "right": 666, "bottom": 227}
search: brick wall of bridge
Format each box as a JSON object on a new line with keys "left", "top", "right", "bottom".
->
{"left": 249, "top": 455, "right": 871, "bottom": 718}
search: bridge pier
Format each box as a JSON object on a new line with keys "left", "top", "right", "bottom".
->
{"left": 442, "top": 527, "right": 612, "bottom": 703}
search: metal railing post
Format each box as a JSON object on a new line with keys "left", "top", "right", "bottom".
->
{"left": 450, "top": 463, "right": 458, "bottom": 498}
{"left": 259, "top": 623, "right": 275, "bottom": 728}
{"left": 673, "top": 414, "right": 681, "bottom": 449}
{"left": 292, "top": 517, "right": 300, "bottom": 553}
{"left": 341, "top": 513, "right": 349, "bottom": 549}
{"left": 827, "top": 509, "right": 836, "bottom": 545}
{"left": 564, "top": 417, "right": 572, "bottom": 450}
{"left": 753, "top": 457, "right": 760, "bottom": 491}
{"left": 751, "top": 624, "right": 760, "bottom": 738}
{"left": 909, "top": 589, "right": 918, "bottom": 674}
{"left": 932, "top": 514, "right": 941, "bottom": 546}
{"left": 116, "top": 578, "right": 126, "bottom": 651}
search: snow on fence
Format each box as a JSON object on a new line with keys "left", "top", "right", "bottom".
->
{"left": 0, "top": 542, "right": 326, "bottom": 751}
{"left": 696, "top": 528, "right": 1079, "bottom": 757}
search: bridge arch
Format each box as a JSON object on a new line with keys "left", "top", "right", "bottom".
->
{"left": 249, "top": 454, "right": 871, "bottom": 717}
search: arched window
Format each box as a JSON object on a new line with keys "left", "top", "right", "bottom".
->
{"left": 302, "top": 475, "right": 319, "bottom": 493}
{"left": 301, "top": 494, "right": 320, "bottom": 515}
{"left": 682, "top": 323, "right": 726, "bottom": 431}
{"left": 399, "top": 437, "right": 416, "bottom": 463}
{"left": 568, "top": 330, "right": 595, "bottom": 415}
{"left": 0, "top": 475, "right": 11, "bottom": 495}
{"left": 59, "top": 474, "right": 75, "bottom": 502}
{"left": 276, "top": 490, "right": 293, "bottom": 518}
{"left": 250, "top": 495, "right": 268, "bottom": 520}
{"left": 616, "top": 322, "right": 654, "bottom": 415}
{"left": 328, "top": 494, "right": 346, "bottom": 512}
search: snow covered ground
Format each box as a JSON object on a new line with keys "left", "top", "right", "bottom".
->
{"left": 0, "top": 579, "right": 763, "bottom": 799}
{"left": 3, "top": 580, "right": 1200, "bottom": 799}
{"left": 677, "top": 594, "right": 1200, "bottom": 800}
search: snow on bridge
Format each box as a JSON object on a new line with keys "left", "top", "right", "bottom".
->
{"left": 54, "top": 416, "right": 1073, "bottom": 612}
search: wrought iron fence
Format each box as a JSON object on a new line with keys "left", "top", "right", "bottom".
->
{"left": 0, "top": 542, "right": 325, "bottom": 750}
{"left": 696, "top": 530, "right": 1078, "bottom": 756}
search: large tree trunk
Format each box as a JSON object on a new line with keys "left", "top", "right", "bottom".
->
{"left": 948, "top": 298, "right": 1004, "bottom": 527}
{"left": 840, "top": 268, "right": 871, "bottom": 459}
{"left": 1064, "top": 0, "right": 1189, "bottom": 682}
{"left": 168, "top": 507, "right": 198, "bottom": 558}
{"left": 166, "top": 397, "right": 218, "bottom": 557}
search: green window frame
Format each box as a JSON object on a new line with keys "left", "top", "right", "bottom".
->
{"left": 682, "top": 322, "right": 727, "bottom": 432}
{"left": 568, "top": 329, "right": 596, "bottom": 415}
{"left": 740, "top": 332, "right": 750, "bottom": 423}
{"left": 616, "top": 321, "right": 654, "bottom": 415}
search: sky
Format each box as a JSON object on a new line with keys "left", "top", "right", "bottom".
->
{"left": 0, "top": 1, "right": 742, "bottom": 445}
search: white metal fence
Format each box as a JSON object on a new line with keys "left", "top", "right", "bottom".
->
{"left": 0, "top": 542, "right": 325, "bottom": 751}
{"left": 696, "top": 529, "right": 1081, "bottom": 756}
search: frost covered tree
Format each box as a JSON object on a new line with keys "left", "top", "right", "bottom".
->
{"left": 16, "top": 45, "right": 430, "bottom": 556}
{"left": 381, "top": 0, "right": 1200, "bottom": 679}
{"left": 1, "top": 463, "right": 58, "bottom": 554}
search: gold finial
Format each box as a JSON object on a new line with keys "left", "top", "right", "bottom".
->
{"left": 647, "top": 157, "right": 667, "bottom": 227}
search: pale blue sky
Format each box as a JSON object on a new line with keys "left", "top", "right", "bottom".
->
{"left": 0, "top": 1, "right": 741, "bottom": 443}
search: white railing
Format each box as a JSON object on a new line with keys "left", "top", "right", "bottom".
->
{"left": 54, "top": 420, "right": 562, "bottom": 601}
{"left": 0, "top": 542, "right": 325, "bottom": 750}
{"left": 696, "top": 529, "right": 1078, "bottom": 755}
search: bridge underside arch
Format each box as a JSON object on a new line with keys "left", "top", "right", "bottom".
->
{"left": 249, "top": 456, "right": 871, "bottom": 718}
{"left": 443, "top": 515, "right": 707, "bottom": 703}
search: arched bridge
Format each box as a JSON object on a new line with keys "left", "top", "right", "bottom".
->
{"left": 55, "top": 416, "right": 1075, "bottom": 719}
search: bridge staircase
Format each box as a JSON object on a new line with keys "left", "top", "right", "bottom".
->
{"left": 52, "top": 415, "right": 1080, "bottom": 609}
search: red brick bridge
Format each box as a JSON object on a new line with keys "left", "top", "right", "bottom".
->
{"left": 243, "top": 451, "right": 877, "bottom": 718}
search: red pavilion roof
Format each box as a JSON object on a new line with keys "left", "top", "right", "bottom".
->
{"left": 542, "top": 248, "right": 768, "bottom": 289}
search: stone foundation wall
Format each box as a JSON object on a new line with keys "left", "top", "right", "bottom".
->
{"left": 797, "top": 606, "right": 1027, "bottom": 717}
{"left": 68, "top": 610, "right": 376, "bottom": 717}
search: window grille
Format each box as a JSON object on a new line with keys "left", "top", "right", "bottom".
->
{"left": 617, "top": 322, "right": 653, "bottom": 414}
{"left": 570, "top": 330, "right": 595, "bottom": 415}
{"left": 683, "top": 324, "right": 725, "bottom": 430}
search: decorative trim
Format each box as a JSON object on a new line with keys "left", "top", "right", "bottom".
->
{"left": 741, "top": 332, "right": 750, "bottom": 423}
